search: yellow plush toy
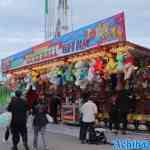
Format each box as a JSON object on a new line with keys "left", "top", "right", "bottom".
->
{"left": 106, "top": 53, "right": 117, "bottom": 74}
{"left": 31, "top": 70, "right": 39, "bottom": 82}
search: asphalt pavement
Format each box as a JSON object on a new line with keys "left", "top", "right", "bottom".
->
{"left": 0, "top": 120, "right": 150, "bottom": 150}
{"left": 0, "top": 127, "right": 112, "bottom": 150}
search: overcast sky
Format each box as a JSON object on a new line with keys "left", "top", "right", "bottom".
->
{"left": 0, "top": 0, "right": 150, "bottom": 61}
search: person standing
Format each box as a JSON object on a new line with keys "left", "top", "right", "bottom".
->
{"left": 80, "top": 97, "right": 98, "bottom": 144}
{"left": 117, "top": 89, "right": 131, "bottom": 134}
{"left": 50, "top": 91, "right": 61, "bottom": 124}
{"left": 26, "top": 85, "right": 38, "bottom": 111}
{"left": 7, "top": 90, "right": 29, "bottom": 150}
{"left": 109, "top": 91, "right": 120, "bottom": 133}
{"left": 32, "top": 94, "right": 49, "bottom": 150}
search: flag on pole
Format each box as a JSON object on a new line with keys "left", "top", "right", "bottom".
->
{"left": 45, "top": 0, "right": 48, "bottom": 15}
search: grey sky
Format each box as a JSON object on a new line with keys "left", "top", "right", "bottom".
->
{"left": 0, "top": 0, "right": 150, "bottom": 61}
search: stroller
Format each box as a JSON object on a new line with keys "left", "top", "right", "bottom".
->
{"left": 87, "top": 127, "right": 108, "bottom": 144}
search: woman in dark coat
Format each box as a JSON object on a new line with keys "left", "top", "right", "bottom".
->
{"left": 109, "top": 91, "right": 120, "bottom": 133}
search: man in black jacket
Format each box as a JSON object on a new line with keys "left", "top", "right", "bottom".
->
{"left": 50, "top": 92, "right": 61, "bottom": 124}
{"left": 7, "top": 90, "right": 29, "bottom": 150}
{"left": 117, "top": 89, "right": 131, "bottom": 134}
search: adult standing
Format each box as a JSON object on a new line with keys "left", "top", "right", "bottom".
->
{"left": 109, "top": 91, "right": 120, "bottom": 133}
{"left": 50, "top": 91, "right": 61, "bottom": 124}
{"left": 80, "top": 97, "right": 98, "bottom": 144}
{"left": 117, "top": 89, "right": 131, "bottom": 134}
{"left": 26, "top": 85, "right": 38, "bottom": 111}
{"left": 32, "top": 94, "right": 49, "bottom": 150}
{"left": 7, "top": 90, "right": 29, "bottom": 150}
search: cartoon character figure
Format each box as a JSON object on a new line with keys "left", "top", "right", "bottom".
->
{"left": 124, "top": 52, "right": 134, "bottom": 80}
{"left": 106, "top": 54, "right": 117, "bottom": 74}
{"left": 116, "top": 53, "right": 125, "bottom": 72}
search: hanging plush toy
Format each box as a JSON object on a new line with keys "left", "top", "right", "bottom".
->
{"left": 87, "top": 59, "right": 96, "bottom": 81}
{"left": 31, "top": 70, "right": 39, "bottom": 82}
{"left": 64, "top": 65, "right": 75, "bottom": 82}
{"left": 124, "top": 52, "right": 134, "bottom": 80}
{"left": 94, "top": 58, "right": 104, "bottom": 72}
{"left": 88, "top": 66, "right": 95, "bottom": 81}
{"left": 106, "top": 54, "right": 117, "bottom": 74}
{"left": 47, "top": 69, "right": 58, "bottom": 85}
{"left": 116, "top": 53, "right": 125, "bottom": 72}
{"left": 56, "top": 66, "right": 65, "bottom": 86}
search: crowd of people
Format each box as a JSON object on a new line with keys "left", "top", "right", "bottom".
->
{"left": 5, "top": 85, "right": 62, "bottom": 150}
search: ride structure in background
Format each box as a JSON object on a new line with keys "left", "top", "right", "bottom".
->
{"left": 44, "top": 0, "right": 72, "bottom": 40}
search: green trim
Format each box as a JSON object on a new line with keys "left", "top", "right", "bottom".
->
{"left": 45, "top": 0, "right": 48, "bottom": 15}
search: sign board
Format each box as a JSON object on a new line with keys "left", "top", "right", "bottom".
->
{"left": 1, "top": 12, "right": 126, "bottom": 72}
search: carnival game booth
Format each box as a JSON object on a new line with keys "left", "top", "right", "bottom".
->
{"left": 1, "top": 12, "right": 150, "bottom": 130}
{"left": 59, "top": 41, "right": 150, "bottom": 129}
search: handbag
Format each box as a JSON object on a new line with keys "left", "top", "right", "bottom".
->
{"left": 4, "top": 127, "right": 10, "bottom": 141}
{"left": 46, "top": 114, "right": 53, "bottom": 123}
{"left": 0, "top": 112, "right": 12, "bottom": 127}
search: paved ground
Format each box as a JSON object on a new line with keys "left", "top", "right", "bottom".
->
{"left": 46, "top": 123, "right": 150, "bottom": 141}
{"left": 0, "top": 127, "right": 112, "bottom": 150}
{"left": 0, "top": 119, "right": 150, "bottom": 150}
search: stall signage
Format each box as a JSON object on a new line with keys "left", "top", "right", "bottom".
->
{"left": 58, "top": 12, "right": 126, "bottom": 56}
{"left": 1, "top": 57, "right": 11, "bottom": 72}
{"left": 1, "top": 12, "right": 126, "bottom": 72}
{"left": 25, "top": 41, "right": 59, "bottom": 65}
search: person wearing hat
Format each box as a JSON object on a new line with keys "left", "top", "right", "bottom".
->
{"left": 7, "top": 90, "right": 29, "bottom": 150}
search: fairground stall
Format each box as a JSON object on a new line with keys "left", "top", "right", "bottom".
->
{"left": 1, "top": 12, "right": 150, "bottom": 131}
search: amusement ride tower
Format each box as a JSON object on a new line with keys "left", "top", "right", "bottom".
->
{"left": 44, "top": 0, "right": 72, "bottom": 40}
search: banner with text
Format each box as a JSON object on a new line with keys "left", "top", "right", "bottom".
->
{"left": 1, "top": 12, "right": 126, "bottom": 72}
